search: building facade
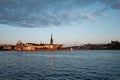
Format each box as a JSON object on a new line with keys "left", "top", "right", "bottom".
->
{"left": 14, "top": 34, "right": 64, "bottom": 51}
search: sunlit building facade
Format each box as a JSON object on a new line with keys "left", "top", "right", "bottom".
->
{"left": 14, "top": 34, "right": 64, "bottom": 51}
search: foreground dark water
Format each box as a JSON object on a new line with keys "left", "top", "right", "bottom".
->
{"left": 0, "top": 50, "right": 120, "bottom": 80}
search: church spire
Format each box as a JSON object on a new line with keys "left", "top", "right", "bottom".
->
{"left": 50, "top": 34, "right": 53, "bottom": 45}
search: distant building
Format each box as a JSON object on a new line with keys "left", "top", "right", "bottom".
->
{"left": 3, "top": 45, "right": 13, "bottom": 50}
{"left": 50, "top": 34, "right": 53, "bottom": 45}
{"left": 41, "top": 34, "right": 64, "bottom": 50}
{"left": 14, "top": 34, "right": 64, "bottom": 51}
{"left": 107, "top": 41, "right": 120, "bottom": 50}
{"left": 23, "top": 43, "right": 35, "bottom": 51}
{"left": 0, "top": 45, "right": 3, "bottom": 50}
{"left": 14, "top": 40, "right": 24, "bottom": 50}
{"left": 0, "top": 44, "right": 15, "bottom": 51}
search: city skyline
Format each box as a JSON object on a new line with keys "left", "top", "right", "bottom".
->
{"left": 0, "top": 0, "right": 120, "bottom": 46}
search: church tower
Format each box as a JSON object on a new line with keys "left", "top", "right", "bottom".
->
{"left": 50, "top": 34, "right": 53, "bottom": 45}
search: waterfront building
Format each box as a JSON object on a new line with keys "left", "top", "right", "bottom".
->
{"left": 3, "top": 45, "right": 13, "bottom": 50}
{"left": 23, "top": 43, "right": 35, "bottom": 51}
{"left": 14, "top": 40, "right": 24, "bottom": 50}
{"left": 14, "top": 34, "right": 64, "bottom": 51}
{"left": 50, "top": 34, "right": 53, "bottom": 45}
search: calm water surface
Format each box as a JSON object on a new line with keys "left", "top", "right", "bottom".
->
{"left": 0, "top": 50, "right": 120, "bottom": 80}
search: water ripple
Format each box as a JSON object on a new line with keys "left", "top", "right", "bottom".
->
{"left": 0, "top": 51, "right": 120, "bottom": 80}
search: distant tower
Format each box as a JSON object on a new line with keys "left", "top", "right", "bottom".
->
{"left": 50, "top": 34, "right": 53, "bottom": 45}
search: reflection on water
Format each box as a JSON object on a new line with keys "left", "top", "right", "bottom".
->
{"left": 50, "top": 51, "right": 54, "bottom": 70}
{"left": 0, "top": 50, "right": 120, "bottom": 80}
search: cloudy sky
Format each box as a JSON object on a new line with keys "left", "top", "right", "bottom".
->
{"left": 0, "top": 0, "right": 120, "bottom": 46}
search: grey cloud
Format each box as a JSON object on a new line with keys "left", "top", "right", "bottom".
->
{"left": 0, "top": 0, "right": 119, "bottom": 28}
{"left": 99, "top": 0, "right": 120, "bottom": 10}
{"left": 94, "top": 8, "right": 108, "bottom": 17}
{"left": 111, "top": 1, "right": 120, "bottom": 9}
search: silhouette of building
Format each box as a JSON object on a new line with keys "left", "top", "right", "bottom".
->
{"left": 50, "top": 34, "right": 53, "bottom": 45}
{"left": 107, "top": 41, "right": 120, "bottom": 50}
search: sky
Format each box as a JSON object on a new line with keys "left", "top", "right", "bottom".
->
{"left": 0, "top": 0, "right": 120, "bottom": 46}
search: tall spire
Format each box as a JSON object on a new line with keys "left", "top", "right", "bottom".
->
{"left": 50, "top": 33, "right": 53, "bottom": 45}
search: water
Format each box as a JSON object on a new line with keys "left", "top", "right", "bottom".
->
{"left": 0, "top": 50, "right": 120, "bottom": 80}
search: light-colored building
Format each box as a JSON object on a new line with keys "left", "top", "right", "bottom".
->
{"left": 23, "top": 44, "right": 35, "bottom": 51}
{"left": 14, "top": 40, "right": 24, "bottom": 50}
{"left": 14, "top": 34, "right": 64, "bottom": 51}
{"left": 3, "top": 45, "right": 12, "bottom": 50}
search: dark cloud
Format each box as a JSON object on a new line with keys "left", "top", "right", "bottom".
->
{"left": 0, "top": 0, "right": 119, "bottom": 28}
{"left": 111, "top": 1, "right": 120, "bottom": 9}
